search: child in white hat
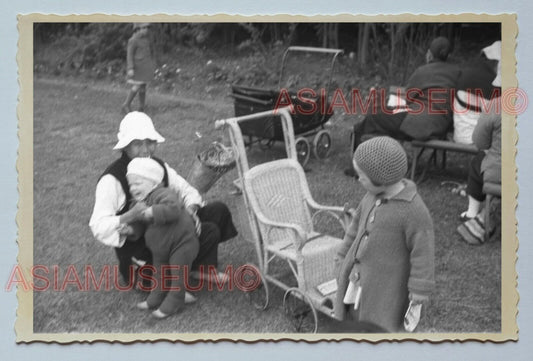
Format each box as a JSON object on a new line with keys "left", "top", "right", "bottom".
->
{"left": 122, "top": 157, "right": 199, "bottom": 319}
{"left": 333, "top": 136, "right": 435, "bottom": 332}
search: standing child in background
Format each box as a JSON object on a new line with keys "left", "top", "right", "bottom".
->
{"left": 121, "top": 23, "right": 157, "bottom": 114}
{"left": 334, "top": 136, "right": 435, "bottom": 332}
{"left": 121, "top": 157, "right": 199, "bottom": 319}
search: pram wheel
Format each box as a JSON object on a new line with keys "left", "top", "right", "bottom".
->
{"left": 295, "top": 137, "right": 311, "bottom": 167}
{"left": 312, "top": 130, "right": 332, "bottom": 160}
{"left": 245, "top": 269, "right": 270, "bottom": 310}
{"left": 283, "top": 288, "right": 318, "bottom": 333}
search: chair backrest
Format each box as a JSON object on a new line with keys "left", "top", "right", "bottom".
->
{"left": 243, "top": 159, "right": 313, "bottom": 246}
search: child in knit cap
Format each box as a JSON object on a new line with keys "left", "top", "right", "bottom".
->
{"left": 333, "top": 136, "right": 435, "bottom": 332}
{"left": 123, "top": 157, "right": 200, "bottom": 319}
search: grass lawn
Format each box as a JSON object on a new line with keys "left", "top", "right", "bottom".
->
{"left": 32, "top": 75, "right": 501, "bottom": 335}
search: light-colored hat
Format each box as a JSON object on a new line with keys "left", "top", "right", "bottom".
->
{"left": 482, "top": 41, "right": 501, "bottom": 61}
{"left": 354, "top": 136, "right": 408, "bottom": 186}
{"left": 127, "top": 157, "right": 164, "bottom": 185}
{"left": 113, "top": 111, "right": 165, "bottom": 150}
{"left": 482, "top": 41, "right": 502, "bottom": 87}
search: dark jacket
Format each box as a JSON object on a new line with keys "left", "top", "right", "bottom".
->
{"left": 127, "top": 31, "right": 157, "bottom": 83}
{"left": 143, "top": 186, "right": 199, "bottom": 261}
{"left": 400, "top": 61, "right": 461, "bottom": 140}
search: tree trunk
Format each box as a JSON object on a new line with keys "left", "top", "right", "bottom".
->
{"left": 359, "top": 23, "right": 370, "bottom": 70}
{"left": 389, "top": 23, "right": 395, "bottom": 80}
{"left": 287, "top": 23, "right": 298, "bottom": 45}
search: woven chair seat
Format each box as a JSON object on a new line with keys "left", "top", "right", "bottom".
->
{"left": 244, "top": 158, "right": 345, "bottom": 291}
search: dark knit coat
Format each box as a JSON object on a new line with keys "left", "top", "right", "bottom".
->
{"left": 400, "top": 60, "right": 461, "bottom": 140}
{"left": 126, "top": 31, "right": 157, "bottom": 83}
{"left": 143, "top": 186, "right": 199, "bottom": 263}
{"left": 333, "top": 180, "right": 435, "bottom": 332}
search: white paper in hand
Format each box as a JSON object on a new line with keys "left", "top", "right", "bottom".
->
{"left": 404, "top": 302, "right": 422, "bottom": 332}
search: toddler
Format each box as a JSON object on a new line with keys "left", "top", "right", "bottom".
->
{"left": 122, "top": 157, "right": 199, "bottom": 319}
{"left": 334, "top": 136, "right": 435, "bottom": 332}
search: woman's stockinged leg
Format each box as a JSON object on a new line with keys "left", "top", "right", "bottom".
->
{"left": 122, "top": 85, "right": 140, "bottom": 114}
{"left": 138, "top": 84, "right": 147, "bottom": 112}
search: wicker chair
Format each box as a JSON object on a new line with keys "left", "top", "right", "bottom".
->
{"left": 243, "top": 158, "right": 345, "bottom": 330}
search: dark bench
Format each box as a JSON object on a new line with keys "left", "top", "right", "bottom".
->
{"left": 410, "top": 138, "right": 479, "bottom": 182}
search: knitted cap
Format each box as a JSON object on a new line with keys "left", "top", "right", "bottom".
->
{"left": 429, "top": 37, "right": 451, "bottom": 61}
{"left": 127, "top": 157, "right": 164, "bottom": 185}
{"left": 354, "top": 136, "right": 408, "bottom": 185}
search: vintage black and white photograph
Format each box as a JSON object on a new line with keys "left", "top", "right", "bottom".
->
{"left": 17, "top": 14, "right": 517, "bottom": 341}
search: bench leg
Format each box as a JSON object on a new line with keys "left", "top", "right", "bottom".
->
{"left": 484, "top": 194, "right": 492, "bottom": 243}
{"left": 410, "top": 147, "right": 423, "bottom": 180}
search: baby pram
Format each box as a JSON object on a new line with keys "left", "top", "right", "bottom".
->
{"left": 215, "top": 107, "right": 347, "bottom": 333}
{"left": 230, "top": 46, "right": 343, "bottom": 166}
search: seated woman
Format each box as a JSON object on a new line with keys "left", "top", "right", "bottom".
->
{"left": 89, "top": 111, "right": 238, "bottom": 289}
{"left": 457, "top": 58, "right": 501, "bottom": 245}
{"left": 345, "top": 37, "right": 460, "bottom": 177}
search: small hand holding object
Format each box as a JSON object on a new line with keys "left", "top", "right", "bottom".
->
{"left": 403, "top": 293, "right": 428, "bottom": 332}
{"left": 191, "top": 212, "right": 202, "bottom": 236}
{"left": 343, "top": 203, "right": 357, "bottom": 228}
{"left": 186, "top": 205, "right": 202, "bottom": 236}
{"left": 121, "top": 201, "right": 148, "bottom": 224}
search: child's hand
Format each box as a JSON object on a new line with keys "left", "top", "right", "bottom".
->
{"left": 142, "top": 207, "right": 154, "bottom": 222}
{"left": 343, "top": 203, "right": 357, "bottom": 228}
{"left": 191, "top": 212, "right": 202, "bottom": 236}
{"left": 121, "top": 202, "right": 148, "bottom": 223}
{"left": 409, "top": 293, "right": 429, "bottom": 304}
{"left": 127, "top": 69, "right": 134, "bottom": 78}
{"left": 118, "top": 224, "right": 134, "bottom": 236}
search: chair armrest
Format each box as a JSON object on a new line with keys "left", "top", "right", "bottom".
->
{"left": 253, "top": 210, "right": 307, "bottom": 250}
{"left": 306, "top": 199, "right": 347, "bottom": 231}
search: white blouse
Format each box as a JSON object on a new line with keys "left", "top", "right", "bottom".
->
{"left": 89, "top": 162, "right": 204, "bottom": 248}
